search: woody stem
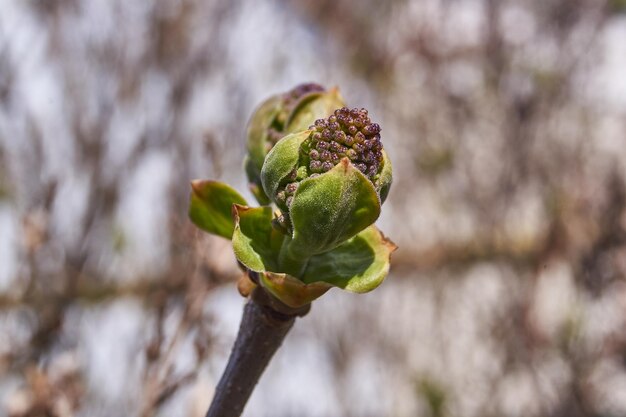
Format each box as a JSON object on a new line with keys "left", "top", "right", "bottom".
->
{"left": 205, "top": 285, "right": 309, "bottom": 417}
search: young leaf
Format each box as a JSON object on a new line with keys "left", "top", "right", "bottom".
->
{"left": 232, "top": 205, "right": 283, "bottom": 272}
{"left": 189, "top": 180, "right": 247, "bottom": 239}
{"left": 259, "top": 271, "right": 332, "bottom": 308}
{"left": 288, "top": 158, "right": 381, "bottom": 256}
{"left": 246, "top": 96, "right": 282, "bottom": 171}
{"left": 260, "top": 130, "right": 311, "bottom": 204}
{"left": 244, "top": 156, "right": 271, "bottom": 205}
{"left": 377, "top": 149, "right": 393, "bottom": 204}
{"left": 285, "top": 88, "right": 345, "bottom": 133}
{"left": 301, "top": 225, "right": 397, "bottom": 293}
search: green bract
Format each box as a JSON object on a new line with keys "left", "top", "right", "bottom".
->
{"left": 232, "top": 203, "right": 395, "bottom": 307}
{"left": 288, "top": 158, "right": 381, "bottom": 256}
{"left": 189, "top": 180, "right": 247, "bottom": 239}
{"left": 244, "top": 84, "right": 345, "bottom": 205}
{"left": 189, "top": 86, "right": 395, "bottom": 307}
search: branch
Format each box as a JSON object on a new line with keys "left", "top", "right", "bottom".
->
{"left": 205, "top": 284, "right": 309, "bottom": 417}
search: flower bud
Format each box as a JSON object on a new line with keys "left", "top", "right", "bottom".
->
{"left": 260, "top": 108, "right": 392, "bottom": 261}
{"left": 262, "top": 107, "right": 392, "bottom": 212}
{"left": 192, "top": 87, "right": 396, "bottom": 302}
{"left": 245, "top": 84, "right": 345, "bottom": 204}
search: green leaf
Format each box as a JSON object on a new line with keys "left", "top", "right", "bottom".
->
{"left": 302, "top": 225, "right": 397, "bottom": 292}
{"left": 377, "top": 149, "right": 393, "bottom": 204}
{"left": 232, "top": 205, "right": 283, "bottom": 272}
{"left": 258, "top": 271, "right": 332, "bottom": 308}
{"left": 285, "top": 88, "right": 345, "bottom": 133}
{"left": 189, "top": 180, "right": 247, "bottom": 239}
{"left": 244, "top": 156, "right": 271, "bottom": 205}
{"left": 288, "top": 158, "right": 381, "bottom": 256}
{"left": 246, "top": 95, "right": 281, "bottom": 170}
{"left": 260, "top": 130, "right": 310, "bottom": 203}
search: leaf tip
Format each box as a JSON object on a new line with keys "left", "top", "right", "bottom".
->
{"left": 231, "top": 203, "right": 248, "bottom": 222}
{"left": 380, "top": 229, "right": 398, "bottom": 253}
{"left": 339, "top": 157, "right": 351, "bottom": 173}
{"left": 190, "top": 179, "right": 204, "bottom": 195}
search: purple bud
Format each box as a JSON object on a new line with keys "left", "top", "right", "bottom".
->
{"left": 285, "top": 182, "right": 299, "bottom": 195}
{"left": 329, "top": 141, "right": 342, "bottom": 153}
{"left": 273, "top": 215, "right": 290, "bottom": 233}
{"left": 353, "top": 142, "right": 365, "bottom": 154}
{"left": 363, "top": 123, "right": 381, "bottom": 135}
{"left": 316, "top": 141, "right": 329, "bottom": 151}
{"left": 334, "top": 130, "right": 347, "bottom": 143}
{"left": 310, "top": 160, "right": 322, "bottom": 173}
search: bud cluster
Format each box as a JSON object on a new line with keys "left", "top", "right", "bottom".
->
{"left": 273, "top": 165, "right": 303, "bottom": 210}
{"left": 307, "top": 107, "right": 382, "bottom": 180}
{"left": 273, "top": 107, "right": 384, "bottom": 212}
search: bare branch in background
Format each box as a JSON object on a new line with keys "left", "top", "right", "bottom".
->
{"left": 0, "top": 0, "right": 625, "bottom": 416}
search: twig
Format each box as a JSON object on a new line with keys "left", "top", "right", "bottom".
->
{"left": 205, "top": 284, "right": 309, "bottom": 417}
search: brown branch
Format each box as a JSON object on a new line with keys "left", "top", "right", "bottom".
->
{"left": 205, "top": 285, "right": 309, "bottom": 417}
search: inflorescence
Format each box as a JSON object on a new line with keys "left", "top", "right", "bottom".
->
{"left": 308, "top": 107, "right": 382, "bottom": 180}
{"left": 275, "top": 108, "right": 383, "bottom": 210}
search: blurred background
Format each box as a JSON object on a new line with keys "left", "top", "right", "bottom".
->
{"left": 1, "top": 0, "right": 626, "bottom": 416}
